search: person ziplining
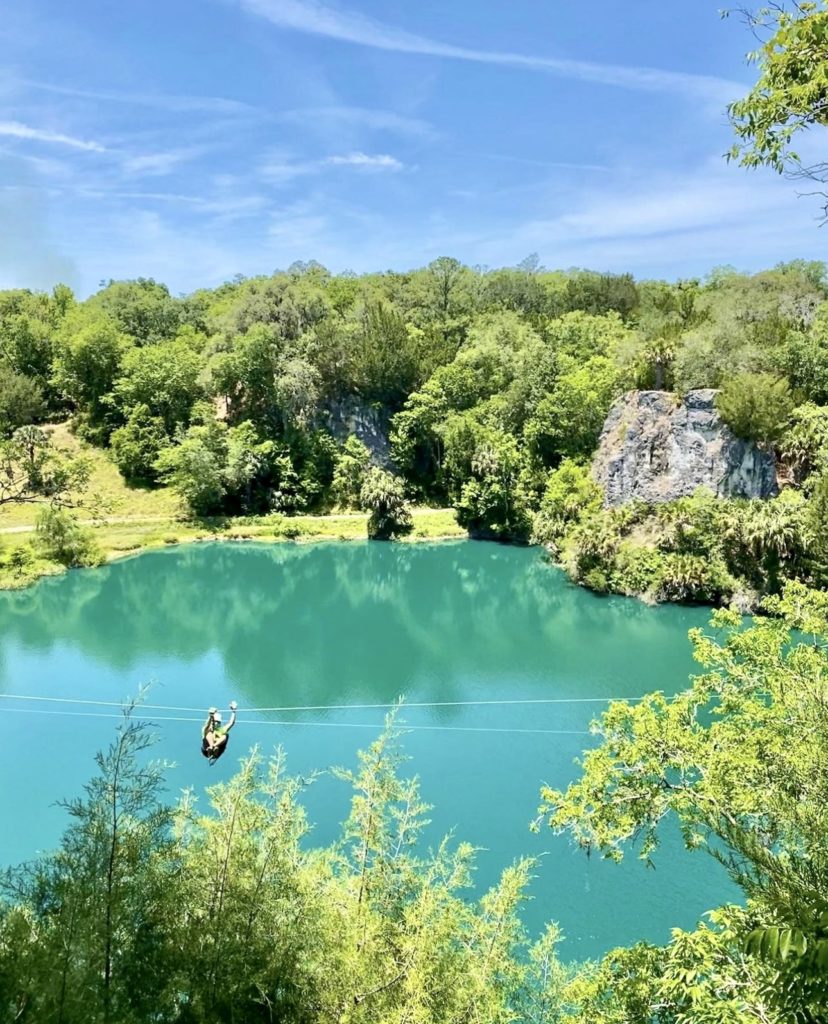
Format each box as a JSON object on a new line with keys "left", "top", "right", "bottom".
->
{"left": 201, "top": 701, "right": 237, "bottom": 764}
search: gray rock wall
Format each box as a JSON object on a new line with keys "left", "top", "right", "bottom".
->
{"left": 592, "top": 389, "right": 777, "bottom": 506}
{"left": 323, "top": 398, "right": 392, "bottom": 468}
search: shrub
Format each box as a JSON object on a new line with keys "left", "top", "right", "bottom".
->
{"left": 110, "top": 404, "right": 169, "bottom": 482}
{"left": 781, "top": 403, "right": 828, "bottom": 483}
{"left": 716, "top": 373, "right": 795, "bottom": 445}
{"left": 330, "top": 436, "right": 371, "bottom": 510}
{"left": 582, "top": 568, "right": 610, "bottom": 593}
{"left": 649, "top": 553, "right": 735, "bottom": 604}
{"left": 610, "top": 545, "right": 666, "bottom": 596}
{"left": 532, "top": 460, "right": 602, "bottom": 547}
{"left": 0, "top": 362, "right": 45, "bottom": 437}
{"left": 360, "top": 468, "right": 413, "bottom": 540}
{"left": 34, "top": 507, "right": 103, "bottom": 568}
{"left": 564, "top": 511, "right": 623, "bottom": 584}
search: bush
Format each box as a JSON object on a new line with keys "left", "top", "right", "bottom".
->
{"left": 34, "top": 507, "right": 103, "bottom": 568}
{"left": 532, "top": 460, "right": 602, "bottom": 547}
{"left": 649, "top": 553, "right": 735, "bottom": 604}
{"left": 565, "top": 511, "right": 623, "bottom": 583}
{"left": 0, "top": 362, "right": 45, "bottom": 437}
{"left": 781, "top": 403, "right": 828, "bottom": 483}
{"left": 610, "top": 545, "right": 666, "bottom": 596}
{"left": 110, "top": 404, "right": 169, "bottom": 482}
{"left": 330, "top": 436, "right": 371, "bottom": 510}
{"left": 582, "top": 568, "right": 610, "bottom": 593}
{"left": 360, "top": 468, "right": 413, "bottom": 540}
{"left": 0, "top": 542, "right": 34, "bottom": 575}
{"left": 454, "top": 430, "right": 533, "bottom": 541}
{"left": 716, "top": 373, "right": 795, "bottom": 445}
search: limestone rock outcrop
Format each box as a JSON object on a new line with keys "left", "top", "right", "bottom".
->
{"left": 323, "top": 398, "right": 392, "bottom": 467}
{"left": 592, "top": 389, "right": 777, "bottom": 506}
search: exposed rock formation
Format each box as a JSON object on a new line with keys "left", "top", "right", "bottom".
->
{"left": 323, "top": 398, "right": 392, "bottom": 468}
{"left": 592, "top": 389, "right": 778, "bottom": 506}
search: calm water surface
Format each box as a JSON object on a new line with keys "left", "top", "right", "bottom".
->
{"left": 0, "top": 540, "right": 735, "bottom": 960}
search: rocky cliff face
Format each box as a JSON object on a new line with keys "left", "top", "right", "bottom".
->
{"left": 592, "top": 389, "right": 778, "bottom": 506}
{"left": 323, "top": 398, "right": 392, "bottom": 467}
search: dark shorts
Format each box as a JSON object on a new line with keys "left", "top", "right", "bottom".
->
{"left": 202, "top": 736, "right": 228, "bottom": 761}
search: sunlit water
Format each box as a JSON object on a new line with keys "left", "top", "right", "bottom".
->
{"left": 0, "top": 540, "right": 736, "bottom": 960}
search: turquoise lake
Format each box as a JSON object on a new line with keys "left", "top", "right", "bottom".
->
{"left": 0, "top": 540, "right": 735, "bottom": 960}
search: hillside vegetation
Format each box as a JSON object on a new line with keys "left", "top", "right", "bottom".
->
{"left": 2, "top": 258, "right": 828, "bottom": 599}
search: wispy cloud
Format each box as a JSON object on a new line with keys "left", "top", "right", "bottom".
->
{"left": 277, "top": 105, "right": 436, "bottom": 140}
{"left": 464, "top": 159, "right": 816, "bottom": 275}
{"left": 16, "top": 77, "right": 259, "bottom": 116}
{"left": 0, "top": 119, "right": 105, "bottom": 152}
{"left": 327, "top": 151, "right": 403, "bottom": 170}
{"left": 235, "top": 0, "right": 743, "bottom": 102}
{"left": 120, "top": 147, "right": 205, "bottom": 176}
{"left": 262, "top": 150, "right": 405, "bottom": 183}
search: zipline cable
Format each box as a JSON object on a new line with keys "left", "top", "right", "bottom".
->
{"left": 1, "top": 705, "right": 592, "bottom": 736}
{"left": 0, "top": 692, "right": 648, "bottom": 714}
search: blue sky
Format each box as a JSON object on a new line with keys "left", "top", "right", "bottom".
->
{"left": 1, "top": 0, "right": 824, "bottom": 295}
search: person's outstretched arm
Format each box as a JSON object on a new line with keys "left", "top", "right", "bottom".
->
{"left": 225, "top": 701, "right": 238, "bottom": 733}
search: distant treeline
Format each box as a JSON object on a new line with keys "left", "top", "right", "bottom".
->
{"left": 2, "top": 257, "right": 828, "bottom": 599}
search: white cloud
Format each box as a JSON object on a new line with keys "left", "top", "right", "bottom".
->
{"left": 262, "top": 150, "right": 405, "bottom": 183}
{"left": 326, "top": 151, "right": 403, "bottom": 170}
{"left": 277, "top": 105, "right": 436, "bottom": 139}
{"left": 17, "top": 77, "right": 259, "bottom": 116}
{"left": 235, "top": 0, "right": 743, "bottom": 102}
{"left": 120, "top": 147, "right": 205, "bottom": 176}
{"left": 465, "top": 160, "right": 822, "bottom": 274}
{"left": 0, "top": 119, "right": 105, "bottom": 152}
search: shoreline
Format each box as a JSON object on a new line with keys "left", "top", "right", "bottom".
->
{"left": 0, "top": 508, "right": 466, "bottom": 592}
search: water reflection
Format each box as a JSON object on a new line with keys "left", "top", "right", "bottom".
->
{"left": 0, "top": 540, "right": 732, "bottom": 959}
{"left": 0, "top": 541, "right": 708, "bottom": 715}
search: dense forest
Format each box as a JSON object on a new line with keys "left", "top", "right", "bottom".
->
{"left": 2, "top": 255, "right": 828, "bottom": 603}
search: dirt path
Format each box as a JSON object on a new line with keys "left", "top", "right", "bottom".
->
{"left": 0, "top": 510, "right": 450, "bottom": 535}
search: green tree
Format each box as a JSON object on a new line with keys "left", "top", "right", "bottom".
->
{"left": 0, "top": 710, "right": 175, "bottom": 1023}
{"left": 352, "top": 302, "right": 420, "bottom": 407}
{"left": 34, "top": 506, "right": 102, "bottom": 567}
{"left": 0, "top": 361, "right": 45, "bottom": 437}
{"left": 541, "top": 583, "right": 828, "bottom": 1021}
{"left": 331, "top": 436, "right": 371, "bottom": 509}
{"left": 524, "top": 356, "right": 622, "bottom": 465}
{"left": 728, "top": 0, "right": 828, "bottom": 218}
{"left": 224, "top": 420, "right": 276, "bottom": 512}
{"left": 209, "top": 324, "right": 280, "bottom": 429}
{"left": 455, "top": 429, "right": 533, "bottom": 541}
{"left": 0, "top": 426, "right": 91, "bottom": 508}
{"left": 532, "top": 459, "right": 602, "bottom": 547}
{"left": 716, "top": 372, "right": 795, "bottom": 445}
{"left": 155, "top": 415, "right": 228, "bottom": 516}
{"left": 360, "top": 468, "right": 413, "bottom": 539}
{"left": 52, "top": 310, "right": 131, "bottom": 436}
{"left": 91, "top": 278, "right": 184, "bottom": 344}
{"left": 112, "top": 340, "right": 205, "bottom": 434}
{"left": 109, "top": 404, "right": 170, "bottom": 482}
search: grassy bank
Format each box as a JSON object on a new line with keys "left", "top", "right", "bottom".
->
{"left": 0, "top": 426, "right": 464, "bottom": 591}
{"left": 0, "top": 508, "right": 464, "bottom": 591}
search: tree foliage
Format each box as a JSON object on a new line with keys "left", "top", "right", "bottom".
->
{"left": 716, "top": 372, "right": 796, "bottom": 444}
{"left": 0, "top": 715, "right": 571, "bottom": 1024}
{"left": 540, "top": 582, "right": 828, "bottom": 1021}
{"left": 361, "top": 468, "right": 413, "bottom": 539}
{"left": 728, "top": 1, "right": 828, "bottom": 218}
